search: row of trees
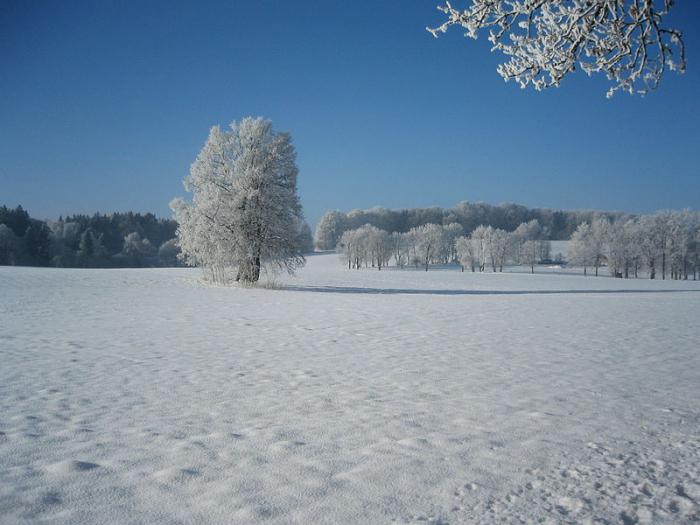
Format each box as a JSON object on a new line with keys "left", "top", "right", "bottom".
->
{"left": 315, "top": 203, "right": 622, "bottom": 250}
{"left": 338, "top": 220, "right": 550, "bottom": 273}
{"left": 336, "top": 210, "right": 700, "bottom": 280}
{"left": 569, "top": 211, "right": 700, "bottom": 280}
{"left": 0, "top": 205, "right": 182, "bottom": 268}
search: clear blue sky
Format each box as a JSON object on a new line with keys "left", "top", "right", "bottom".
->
{"left": 2, "top": 1, "right": 699, "bottom": 228}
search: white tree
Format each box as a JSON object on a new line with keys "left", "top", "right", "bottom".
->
{"left": 171, "top": 118, "right": 305, "bottom": 284}
{"left": 692, "top": 218, "right": 700, "bottom": 281}
{"left": 442, "top": 222, "right": 464, "bottom": 263}
{"left": 470, "top": 225, "right": 490, "bottom": 271}
{"left": 338, "top": 228, "right": 362, "bottom": 269}
{"left": 588, "top": 218, "right": 610, "bottom": 276}
{"left": 489, "top": 227, "right": 511, "bottom": 272}
{"left": 568, "top": 222, "right": 595, "bottom": 275}
{"left": 122, "top": 232, "right": 154, "bottom": 263}
{"left": 638, "top": 214, "right": 659, "bottom": 279}
{"left": 366, "top": 226, "right": 392, "bottom": 270}
{"left": 514, "top": 219, "right": 546, "bottom": 273}
{"left": 428, "top": 0, "right": 686, "bottom": 97}
{"left": 604, "top": 220, "right": 632, "bottom": 278}
{"left": 455, "top": 235, "right": 477, "bottom": 272}
{"left": 391, "top": 231, "right": 410, "bottom": 268}
{"left": 411, "top": 223, "right": 446, "bottom": 271}
{"left": 315, "top": 211, "right": 347, "bottom": 250}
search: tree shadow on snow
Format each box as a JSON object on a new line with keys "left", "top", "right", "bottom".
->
{"left": 281, "top": 285, "right": 700, "bottom": 296}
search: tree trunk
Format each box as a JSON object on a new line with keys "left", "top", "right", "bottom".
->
{"left": 252, "top": 256, "right": 261, "bottom": 282}
{"left": 662, "top": 252, "right": 666, "bottom": 280}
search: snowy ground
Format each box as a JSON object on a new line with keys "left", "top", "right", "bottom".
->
{"left": 1, "top": 253, "right": 699, "bottom": 524}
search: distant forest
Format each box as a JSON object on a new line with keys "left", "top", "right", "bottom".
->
{"left": 0, "top": 205, "right": 180, "bottom": 268}
{"left": 314, "top": 202, "right": 625, "bottom": 250}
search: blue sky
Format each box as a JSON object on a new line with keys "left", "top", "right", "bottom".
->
{"left": 2, "top": 1, "right": 699, "bottom": 227}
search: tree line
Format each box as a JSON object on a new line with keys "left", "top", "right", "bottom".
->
{"left": 336, "top": 210, "right": 700, "bottom": 280}
{"left": 0, "top": 205, "right": 182, "bottom": 268}
{"left": 315, "top": 202, "right": 623, "bottom": 250}
{"left": 568, "top": 211, "right": 700, "bottom": 280}
{"left": 338, "top": 220, "right": 550, "bottom": 273}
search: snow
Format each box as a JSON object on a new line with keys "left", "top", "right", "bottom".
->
{"left": 1, "top": 253, "right": 699, "bottom": 524}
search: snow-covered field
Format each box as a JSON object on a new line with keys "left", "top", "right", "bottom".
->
{"left": 1, "top": 253, "right": 699, "bottom": 524}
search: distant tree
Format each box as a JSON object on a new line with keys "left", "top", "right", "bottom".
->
{"left": 470, "top": 225, "right": 489, "bottom": 272}
{"left": 297, "top": 221, "right": 315, "bottom": 254}
{"left": 441, "top": 222, "right": 464, "bottom": 263}
{"left": 338, "top": 228, "right": 364, "bottom": 269}
{"left": 78, "top": 228, "right": 96, "bottom": 263}
{"left": 0, "top": 224, "right": 20, "bottom": 265}
{"left": 23, "top": 221, "right": 51, "bottom": 265}
{"left": 428, "top": 0, "right": 686, "bottom": 97}
{"left": 569, "top": 222, "right": 595, "bottom": 276}
{"left": 367, "top": 227, "right": 392, "bottom": 270}
{"left": 391, "top": 231, "right": 410, "bottom": 268}
{"left": 514, "top": 220, "right": 546, "bottom": 273}
{"left": 315, "top": 211, "right": 347, "bottom": 250}
{"left": 455, "top": 235, "right": 477, "bottom": 272}
{"left": 411, "top": 223, "right": 446, "bottom": 271}
{"left": 158, "top": 238, "right": 181, "bottom": 266}
{"left": 122, "top": 232, "right": 155, "bottom": 266}
{"left": 0, "top": 205, "right": 31, "bottom": 237}
{"left": 487, "top": 227, "right": 511, "bottom": 272}
{"left": 587, "top": 218, "right": 610, "bottom": 277}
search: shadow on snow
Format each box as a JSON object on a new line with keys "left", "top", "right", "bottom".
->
{"left": 280, "top": 285, "right": 700, "bottom": 296}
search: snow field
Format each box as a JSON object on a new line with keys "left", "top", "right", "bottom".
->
{"left": 1, "top": 253, "right": 699, "bottom": 524}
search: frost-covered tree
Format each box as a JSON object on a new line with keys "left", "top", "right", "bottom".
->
{"left": 391, "top": 231, "right": 410, "bottom": 268}
{"left": 483, "top": 227, "right": 511, "bottom": 272}
{"left": 337, "top": 225, "right": 394, "bottom": 270}
{"left": 588, "top": 218, "right": 610, "bottom": 276}
{"left": 649, "top": 211, "right": 674, "bottom": 280}
{"left": 441, "top": 222, "right": 464, "bottom": 263}
{"left": 315, "top": 211, "right": 347, "bottom": 250}
{"left": 121, "top": 231, "right": 154, "bottom": 267}
{"left": 366, "top": 226, "right": 392, "bottom": 270}
{"left": 470, "top": 225, "right": 490, "bottom": 272}
{"left": 428, "top": 0, "right": 686, "bottom": 97}
{"left": 171, "top": 118, "right": 305, "bottom": 284}
{"left": 455, "top": 235, "right": 477, "bottom": 272}
{"left": 296, "top": 220, "right": 315, "bottom": 254}
{"left": 692, "top": 222, "right": 700, "bottom": 281}
{"left": 514, "top": 219, "right": 548, "bottom": 273}
{"left": 604, "top": 220, "right": 634, "bottom": 278}
{"left": 638, "top": 214, "right": 660, "bottom": 279}
{"left": 411, "top": 223, "right": 446, "bottom": 271}
{"left": 568, "top": 222, "right": 595, "bottom": 275}
{"left": 158, "top": 238, "right": 180, "bottom": 266}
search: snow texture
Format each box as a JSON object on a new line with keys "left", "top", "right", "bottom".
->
{"left": 1, "top": 253, "right": 699, "bottom": 524}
